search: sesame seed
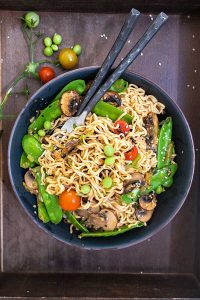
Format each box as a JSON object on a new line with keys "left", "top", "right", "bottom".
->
{"left": 128, "top": 40, "right": 131, "bottom": 43}
{"left": 192, "top": 34, "right": 195, "bottom": 38}
{"left": 158, "top": 62, "right": 162, "bottom": 66}
{"left": 187, "top": 15, "right": 191, "bottom": 19}
{"left": 181, "top": 150, "right": 184, "bottom": 154}
{"left": 192, "top": 48, "right": 196, "bottom": 51}
{"left": 192, "top": 86, "right": 195, "bottom": 90}
{"left": 187, "top": 84, "right": 190, "bottom": 87}
{"left": 34, "top": 211, "right": 37, "bottom": 214}
{"left": 0, "top": 58, "right": 3, "bottom": 63}
{"left": 194, "top": 69, "right": 197, "bottom": 73}
{"left": 7, "top": 36, "right": 10, "bottom": 39}
{"left": 195, "top": 148, "right": 199, "bottom": 151}
{"left": 141, "top": 52, "right": 143, "bottom": 56}
{"left": 121, "top": 57, "right": 124, "bottom": 61}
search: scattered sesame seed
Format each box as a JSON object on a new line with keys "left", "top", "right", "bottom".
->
{"left": 158, "top": 62, "right": 162, "bottom": 66}
{"left": 194, "top": 69, "right": 197, "bottom": 73}
{"left": 148, "top": 238, "right": 151, "bottom": 242}
{"left": 192, "top": 48, "right": 196, "bottom": 51}
{"left": 34, "top": 211, "right": 37, "bottom": 214}
{"left": 33, "top": 205, "right": 36, "bottom": 208}
{"left": 128, "top": 40, "right": 131, "bottom": 44}
{"left": 187, "top": 84, "right": 190, "bottom": 87}
{"left": 0, "top": 20, "right": 2, "bottom": 24}
{"left": 141, "top": 52, "right": 143, "bottom": 56}
{"left": 187, "top": 15, "right": 191, "bottom": 19}
{"left": 192, "top": 34, "right": 195, "bottom": 38}
{"left": 7, "top": 36, "right": 10, "bottom": 39}
{"left": 195, "top": 148, "right": 199, "bottom": 151}
{"left": 181, "top": 150, "right": 184, "bottom": 154}
{"left": 26, "top": 291, "right": 30, "bottom": 293}
{"left": 192, "top": 86, "right": 195, "bottom": 90}
{"left": 0, "top": 58, "right": 3, "bottom": 63}
{"left": 140, "top": 271, "right": 143, "bottom": 274}
{"left": 121, "top": 57, "right": 124, "bottom": 61}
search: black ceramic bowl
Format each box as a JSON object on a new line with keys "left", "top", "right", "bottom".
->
{"left": 8, "top": 66, "right": 195, "bottom": 249}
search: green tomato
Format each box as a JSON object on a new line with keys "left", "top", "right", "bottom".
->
{"left": 38, "top": 129, "right": 46, "bottom": 137}
{"left": 105, "top": 157, "right": 115, "bottom": 166}
{"left": 103, "top": 144, "right": 115, "bottom": 157}
{"left": 102, "top": 176, "right": 113, "bottom": 189}
{"left": 44, "top": 120, "right": 52, "bottom": 130}
{"left": 81, "top": 184, "right": 91, "bottom": 194}
{"left": 51, "top": 44, "right": 58, "bottom": 51}
{"left": 43, "top": 47, "right": 53, "bottom": 57}
{"left": 53, "top": 33, "right": 62, "bottom": 45}
{"left": 44, "top": 37, "right": 52, "bottom": 47}
{"left": 24, "top": 12, "right": 40, "bottom": 28}
{"left": 73, "top": 44, "right": 82, "bottom": 56}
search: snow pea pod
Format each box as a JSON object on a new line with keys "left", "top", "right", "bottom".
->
{"left": 157, "top": 117, "right": 172, "bottom": 169}
{"left": 150, "top": 163, "right": 177, "bottom": 190}
{"left": 28, "top": 100, "right": 61, "bottom": 133}
{"left": 35, "top": 172, "right": 62, "bottom": 224}
{"left": 22, "top": 135, "right": 43, "bottom": 164}
{"left": 164, "top": 142, "right": 174, "bottom": 167}
{"left": 20, "top": 152, "right": 35, "bottom": 169}
{"left": 110, "top": 79, "right": 128, "bottom": 93}
{"left": 37, "top": 196, "right": 50, "bottom": 223}
{"left": 53, "top": 79, "right": 86, "bottom": 101}
{"left": 65, "top": 211, "right": 89, "bottom": 233}
{"left": 79, "top": 222, "right": 144, "bottom": 238}
{"left": 92, "top": 100, "right": 133, "bottom": 124}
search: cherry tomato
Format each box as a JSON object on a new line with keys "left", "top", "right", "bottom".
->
{"left": 113, "top": 120, "right": 130, "bottom": 135}
{"left": 58, "top": 48, "right": 78, "bottom": 70}
{"left": 39, "top": 67, "right": 55, "bottom": 83}
{"left": 124, "top": 146, "right": 138, "bottom": 161}
{"left": 59, "top": 190, "right": 81, "bottom": 211}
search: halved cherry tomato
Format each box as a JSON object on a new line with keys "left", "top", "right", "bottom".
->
{"left": 124, "top": 146, "right": 138, "bottom": 161}
{"left": 113, "top": 120, "right": 130, "bottom": 135}
{"left": 59, "top": 190, "right": 81, "bottom": 211}
{"left": 39, "top": 66, "right": 55, "bottom": 83}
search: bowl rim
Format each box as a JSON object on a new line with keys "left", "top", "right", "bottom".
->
{"left": 8, "top": 66, "right": 195, "bottom": 250}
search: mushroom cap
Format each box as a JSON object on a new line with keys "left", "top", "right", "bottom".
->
{"left": 60, "top": 90, "right": 81, "bottom": 116}
{"left": 24, "top": 170, "right": 38, "bottom": 195}
{"left": 135, "top": 207, "right": 154, "bottom": 222}
{"left": 139, "top": 193, "right": 157, "bottom": 211}
{"left": 102, "top": 91, "right": 122, "bottom": 106}
{"left": 123, "top": 172, "right": 145, "bottom": 193}
{"left": 144, "top": 112, "right": 159, "bottom": 150}
{"left": 86, "top": 209, "right": 118, "bottom": 231}
{"left": 62, "top": 139, "right": 80, "bottom": 156}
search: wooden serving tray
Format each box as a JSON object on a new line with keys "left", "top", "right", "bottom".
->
{"left": 0, "top": 2, "right": 200, "bottom": 299}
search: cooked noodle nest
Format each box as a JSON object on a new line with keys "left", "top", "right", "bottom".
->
{"left": 39, "top": 84, "right": 165, "bottom": 228}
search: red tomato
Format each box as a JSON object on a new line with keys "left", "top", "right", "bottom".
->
{"left": 113, "top": 120, "right": 130, "bottom": 135}
{"left": 59, "top": 190, "right": 81, "bottom": 211}
{"left": 39, "top": 67, "right": 55, "bottom": 83}
{"left": 124, "top": 146, "right": 138, "bottom": 161}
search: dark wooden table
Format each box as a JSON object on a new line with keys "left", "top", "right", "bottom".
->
{"left": 0, "top": 6, "right": 200, "bottom": 299}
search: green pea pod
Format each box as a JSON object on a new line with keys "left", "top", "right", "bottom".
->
{"left": 92, "top": 100, "right": 133, "bottom": 124}
{"left": 22, "top": 135, "right": 43, "bottom": 164}
{"left": 164, "top": 142, "right": 174, "bottom": 166}
{"left": 35, "top": 172, "right": 62, "bottom": 224}
{"left": 79, "top": 222, "right": 144, "bottom": 238}
{"left": 155, "top": 185, "right": 165, "bottom": 194}
{"left": 110, "top": 79, "right": 128, "bottom": 93}
{"left": 37, "top": 197, "right": 50, "bottom": 223}
{"left": 150, "top": 163, "right": 177, "bottom": 190}
{"left": 157, "top": 117, "right": 172, "bottom": 169}
{"left": 65, "top": 211, "right": 89, "bottom": 233}
{"left": 53, "top": 79, "right": 86, "bottom": 101}
{"left": 20, "top": 152, "right": 35, "bottom": 169}
{"left": 121, "top": 188, "right": 140, "bottom": 204}
{"left": 28, "top": 100, "right": 62, "bottom": 133}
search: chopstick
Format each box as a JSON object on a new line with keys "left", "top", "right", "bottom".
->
{"left": 79, "top": 12, "right": 168, "bottom": 116}
{"left": 76, "top": 8, "right": 140, "bottom": 115}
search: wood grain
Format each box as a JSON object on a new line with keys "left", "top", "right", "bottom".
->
{"left": 0, "top": 9, "right": 199, "bottom": 296}
{"left": 0, "top": 0, "right": 200, "bottom": 13}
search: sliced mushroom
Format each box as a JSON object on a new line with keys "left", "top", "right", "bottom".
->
{"left": 139, "top": 193, "right": 157, "bottom": 211}
{"left": 24, "top": 170, "right": 38, "bottom": 195}
{"left": 61, "top": 139, "right": 80, "bottom": 157}
{"left": 123, "top": 172, "right": 145, "bottom": 193}
{"left": 102, "top": 91, "right": 122, "bottom": 106}
{"left": 86, "top": 209, "right": 117, "bottom": 231}
{"left": 76, "top": 206, "right": 100, "bottom": 220}
{"left": 60, "top": 90, "right": 81, "bottom": 116}
{"left": 135, "top": 207, "right": 154, "bottom": 222}
{"left": 143, "top": 113, "right": 159, "bottom": 150}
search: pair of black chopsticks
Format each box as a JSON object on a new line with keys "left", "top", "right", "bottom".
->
{"left": 77, "top": 9, "right": 168, "bottom": 115}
